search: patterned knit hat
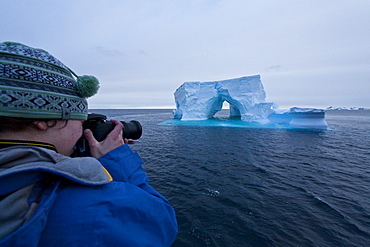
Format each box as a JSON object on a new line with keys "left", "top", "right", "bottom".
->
{"left": 0, "top": 42, "right": 99, "bottom": 120}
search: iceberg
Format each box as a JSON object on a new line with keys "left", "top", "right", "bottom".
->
{"left": 173, "top": 75, "right": 274, "bottom": 122}
{"left": 172, "top": 75, "right": 328, "bottom": 129}
{"left": 268, "top": 107, "right": 328, "bottom": 129}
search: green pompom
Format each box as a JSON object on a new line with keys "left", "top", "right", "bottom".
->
{"left": 76, "top": 75, "right": 100, "bottom": 98}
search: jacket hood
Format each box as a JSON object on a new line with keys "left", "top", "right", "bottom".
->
{"left": 0, "top": 146, "right": 112, "bottom": 197}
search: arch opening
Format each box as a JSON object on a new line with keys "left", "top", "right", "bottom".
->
{"left": 208, "top": 99, "right": 242, "bottom": 119}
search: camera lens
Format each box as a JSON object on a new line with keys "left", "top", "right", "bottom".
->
{"left": 121, "top": 120, "right": 142, "bottom": 140}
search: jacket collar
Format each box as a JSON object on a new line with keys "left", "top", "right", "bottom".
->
{"left": 0, "top": 140, "right": 57, "bottom": 152}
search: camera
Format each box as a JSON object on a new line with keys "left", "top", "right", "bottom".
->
{"left": 72, "top": 113, "right": 142, "bottom": 157}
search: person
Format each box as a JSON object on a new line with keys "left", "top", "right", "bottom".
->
{"left": 0, "top": 42, "right": 178, "bottom": 246}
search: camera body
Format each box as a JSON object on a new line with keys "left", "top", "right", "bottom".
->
{"left": 72, "top": 113, "right": 142, "bottom": 157}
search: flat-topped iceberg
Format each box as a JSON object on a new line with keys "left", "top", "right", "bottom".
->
{"left": 268, "top": 107, "right": 328, "bottom": 129}
{"left": 173, "top": 75, "right": 328, "bottom": 129}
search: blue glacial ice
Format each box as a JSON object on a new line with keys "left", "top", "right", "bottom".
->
{"left": 169, "top": 75, "right": 328, "bottom": 129}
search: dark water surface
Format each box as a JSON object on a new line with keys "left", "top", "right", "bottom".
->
{"left": 92, "top": 109, "right": 370, "bottom": 247}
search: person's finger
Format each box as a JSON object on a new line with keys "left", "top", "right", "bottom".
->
{"left": 107, "top": 119, "right": 123, "bottom": 139}
{"left": 123, "top": 138, "right": 135, "bottom": 144}
{"left": 84, "top": 129, "right": 98, "bottom": 146}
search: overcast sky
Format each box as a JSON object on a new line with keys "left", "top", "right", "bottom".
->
{"left": 1, "top": 0, "right": 369, "bottom": 109}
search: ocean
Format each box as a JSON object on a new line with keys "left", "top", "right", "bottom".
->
{"left": 90, "top": 109, "right": 370, "bottom": 247}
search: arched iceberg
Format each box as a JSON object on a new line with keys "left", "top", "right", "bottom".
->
{"left": 173, "top": 75, "right": 328, "bottom": 129}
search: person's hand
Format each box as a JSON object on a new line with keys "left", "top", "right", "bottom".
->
{"left": 84, "top": 119, "right": 125, "bottom": 159}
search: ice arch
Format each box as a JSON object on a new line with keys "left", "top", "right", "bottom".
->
{"left": 173, "top": 75, "right": 275, "bottom": 121}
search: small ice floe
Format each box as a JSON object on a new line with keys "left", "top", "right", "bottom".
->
{"left": 205, "top": 188, "right": 220, "bottom": 197}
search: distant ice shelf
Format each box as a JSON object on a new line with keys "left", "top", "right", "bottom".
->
{"left": 326, "top": 106, "right": 370, "bottom": 110}
{"left": 172, "top": 75, "right": 328, "bottom": 129}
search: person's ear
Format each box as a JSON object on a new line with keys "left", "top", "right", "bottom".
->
{"left": 33, "top": 121, "right": 49, "bottom": 131}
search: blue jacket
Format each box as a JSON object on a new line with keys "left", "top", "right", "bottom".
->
{"left": 0, "top": 144, "right": 178, "bottom": 246}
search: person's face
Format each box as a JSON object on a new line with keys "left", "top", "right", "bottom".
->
{"left": 52, "top": 120, "right": 84, "bottom": 156}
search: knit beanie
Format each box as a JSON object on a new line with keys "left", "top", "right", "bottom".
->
{"left": 0, "top": 42, "right": 99, "bottom": 120}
